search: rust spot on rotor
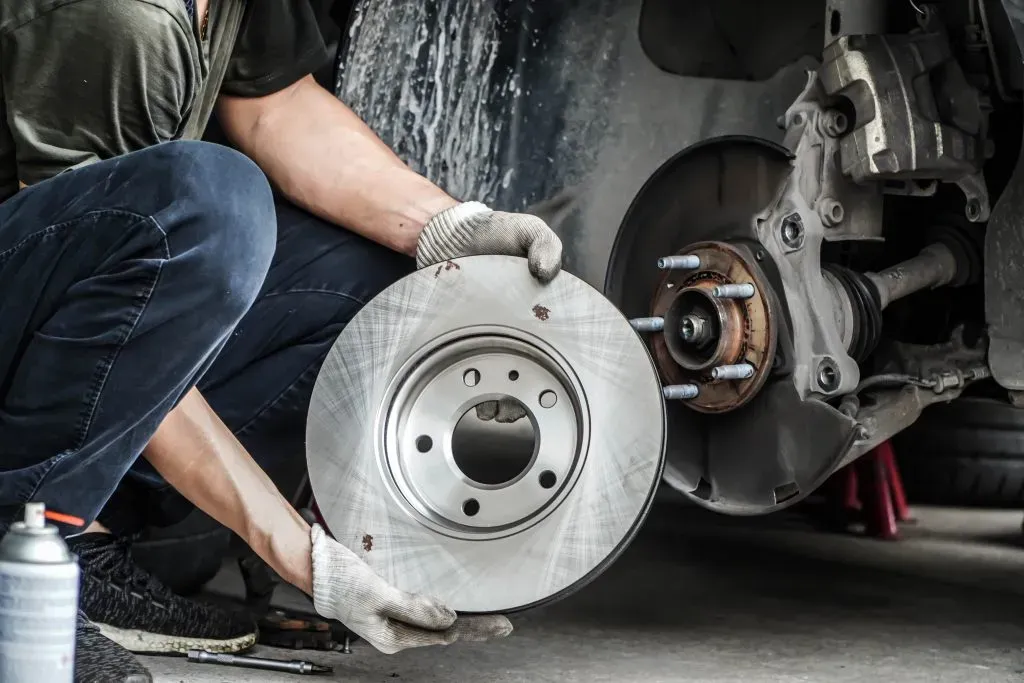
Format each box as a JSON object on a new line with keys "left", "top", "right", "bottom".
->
{"left": 532, "top": 304, "right": 551, "bottom": 321}
{"left": 433, "top": 261, "right": 462, "bottom": 278}
{"left": 362, "top": 534, "right": 374, "bottom": 552}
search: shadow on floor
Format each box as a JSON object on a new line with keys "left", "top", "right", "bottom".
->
{"left": 150, "top": 500, "right": 1024, "bottom": 683}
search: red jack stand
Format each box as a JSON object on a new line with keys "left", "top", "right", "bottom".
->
{"left": 822, "top": 440, "right": 912, "bottom": 540}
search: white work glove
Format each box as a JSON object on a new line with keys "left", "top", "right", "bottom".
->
{"left": 416, "top": 201, "right": 563, "bottom": 283}
{"left": 310, "top": 524, "right": 513, "bottom": 654}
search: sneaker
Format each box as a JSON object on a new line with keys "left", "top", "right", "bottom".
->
{"left": 69, "top": 532, "right": 258, "bottom": 654}
{"left": 75, "top": 610, "right": 152, "bottom": 683}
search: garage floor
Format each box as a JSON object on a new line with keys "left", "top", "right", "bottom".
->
{"left": 145, "top": 495, "right": 1024, "bottom": 683}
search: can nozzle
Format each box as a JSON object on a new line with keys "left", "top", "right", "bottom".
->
{"left": 23, "top": 503, "right": 45, "bottom": 529}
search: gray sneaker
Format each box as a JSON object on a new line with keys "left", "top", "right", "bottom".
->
{"left": 75, "top": 610, "right": 152, "bottom": 683}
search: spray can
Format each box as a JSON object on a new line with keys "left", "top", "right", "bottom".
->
{"left": 0, "top": 503, "right": 80, "bottom": 682}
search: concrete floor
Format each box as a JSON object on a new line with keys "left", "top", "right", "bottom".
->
{"left": 145, "top": 496, "right": 1024, "bottom": 683}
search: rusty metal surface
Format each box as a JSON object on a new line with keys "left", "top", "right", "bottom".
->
{"left": 605, "top": 136, "right": 859, "bottom": 513}
{"left": 650, "top": 241, "right": 778, "bottom": 413}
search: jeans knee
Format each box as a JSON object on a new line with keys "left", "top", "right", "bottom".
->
{"left": 157, "top": 141, "right": 277, "bottom": 323}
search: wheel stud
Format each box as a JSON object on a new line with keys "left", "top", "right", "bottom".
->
{"left": 663, "top": 384, "right": 700, "bottom": 400}
{"left": 629, "top": 317, "right": 665, "bottom": 332}
{"left": 711, "top": 363, "right": 756, "bottom": 381}
{"left": 657, "top": 255, "right": 701, "bottom": 270}
{"left": 712, "top": 283, "right": 755, "bottom": 299}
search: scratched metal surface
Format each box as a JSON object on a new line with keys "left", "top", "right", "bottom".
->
{"left": 304, "top": 255, "right": 665, "bottom": 613}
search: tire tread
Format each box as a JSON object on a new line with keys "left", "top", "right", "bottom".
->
{"left": 894, "top": 398, "right": 1024, "bottom": 508}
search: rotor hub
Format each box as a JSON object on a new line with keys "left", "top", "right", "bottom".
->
{"left": 382, "top": 331, "right": 586, "bottom": 539}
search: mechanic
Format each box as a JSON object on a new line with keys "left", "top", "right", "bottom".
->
{"left": 0, "top": 0, "right": 562, "bottom": 680}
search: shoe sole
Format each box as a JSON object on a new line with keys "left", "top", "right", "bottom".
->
{"left": 96, "top": 622, "right": 258, "bottom": 654}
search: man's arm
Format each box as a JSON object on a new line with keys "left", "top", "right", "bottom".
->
{"left": 142, "top": 388, "right": 313, "bottom": 590}
{"left": 214, "top": 0, "right": 561, "bottom": 280}
{"left": 144, "top": 388, "right": 513, "bottom": 653}
{"left": 216, "top": 76, "right": 456, "bottom": 257}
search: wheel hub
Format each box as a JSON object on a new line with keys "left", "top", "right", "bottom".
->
{"left": 650, "top": 241, "right": 778, "bottom": 413}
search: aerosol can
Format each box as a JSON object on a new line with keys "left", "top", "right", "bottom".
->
{"left": 0, "top": 503, "right": 80, "bottom": 682}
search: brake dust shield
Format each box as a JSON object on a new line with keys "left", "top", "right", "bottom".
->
{"left": 306, "top": 255, "right": 665, "bottom": 614}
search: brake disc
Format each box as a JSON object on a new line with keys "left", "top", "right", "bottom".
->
{"left": 306, "top": 255, "right": 665, "bottom": 614}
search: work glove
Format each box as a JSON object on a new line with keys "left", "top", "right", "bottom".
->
{"left": 416, "top": 201, "right": 563, "bottom": 283}
{"left": 310, "top": 524, "right": 513, "bottom": 654}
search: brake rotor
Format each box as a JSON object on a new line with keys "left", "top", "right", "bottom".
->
{"left": 306, "top": 255, "right": 665, "bottom": 614}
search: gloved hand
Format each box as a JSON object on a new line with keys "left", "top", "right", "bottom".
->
{"left": 416, "top": 202, "right": 563, "bottom": 282}
{"left": 310, "top": 524, "right": 513, "bottom": 654}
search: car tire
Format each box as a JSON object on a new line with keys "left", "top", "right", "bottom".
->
{"left": 892, "top": 397, "right": 1024, "bottom": 508}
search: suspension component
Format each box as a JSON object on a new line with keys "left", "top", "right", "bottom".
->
{"left": 823, "top": 265, "right": 883, "bottom": 363}
{"left": 864, "top": 242, "right": 960, "bottom": 309}
{"left": 823, "top": 234, "right": 974, "bottom": 363}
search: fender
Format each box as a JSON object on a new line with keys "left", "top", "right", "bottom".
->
{"left": 987, "top": 0, "right": 1024, "bottom": 389}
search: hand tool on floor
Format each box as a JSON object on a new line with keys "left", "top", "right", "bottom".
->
{"left": 255, "top": 608, "right": 360, "bottom": 652}
{"left": 187, "top": 650, "right": 332, "bottom": 675}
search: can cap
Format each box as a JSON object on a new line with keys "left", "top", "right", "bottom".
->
{"left": 0, "top": 503, "right": 73, "bottom": 564}
{"left": 24, "top": 502, "right": 45, "bottom": 529}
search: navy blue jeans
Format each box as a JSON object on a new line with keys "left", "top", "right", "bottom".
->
{"left": 0, "top": 141, "right": 412, "bottom": 534}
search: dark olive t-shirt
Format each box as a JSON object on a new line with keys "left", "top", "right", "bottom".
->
{"left": 0, "top": 0, "right": 330, "bottom": 201}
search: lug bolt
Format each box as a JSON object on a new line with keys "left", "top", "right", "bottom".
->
{"left": 710, "top": 363, "right": 756, "bottom": 381}
{"left": 817, "top": 358, "right": 841, "bottom": 393}
{"left": 781, "top": 214, "right": 805, "bottom": 248}
{"left": 657, "top": 255, "right": 701, "bottom": 270}
{"left": 818, "top": 198, "right": 844, "bottom": 227}
{"left": 663, "top": 384, "right": 700, "bottom": 400}
{"left": 821, "top": 109, "right": 848, "bottom": 137}
{"left": 712, "top": 283, "right": 756, "bottom": 299}
{"left": 629, "top": 317, "right": 665, "bottom": 333}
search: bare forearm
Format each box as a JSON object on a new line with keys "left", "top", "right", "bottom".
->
{"left": 216, "top": 76, "right": 457, "bottom": 256}
{"left": 142, "top": 388, "right": 313, "bottom": 593}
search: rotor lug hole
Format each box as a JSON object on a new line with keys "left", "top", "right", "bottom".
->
{"left": 508, "top": 370, "right": 520, "bottom": 382}
{"left": 416, "top": 435, "right": 433, "bottom": 453}
{"left": 463, "top": 499, "right": 480, "bottom": 517}
{"left": 463, "top": 369, "right": 481, "bottom": 387}
{"left": 539, "top": 390, "right": 558, "bottom": 409}
{"left": 539, "top": 470, "right": 557, "bottom": 489}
